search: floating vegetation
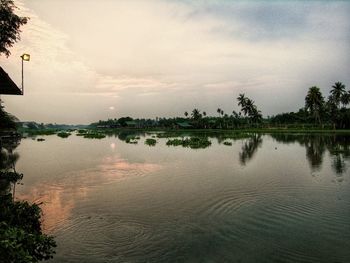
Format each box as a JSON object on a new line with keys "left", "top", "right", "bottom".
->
{"left": 37, "top": 138, "right": 45, "bottom": 142}
{"left": 26, "top": 129, "right": 57, "bottom": 136}
{"left": 125, "top": 137, "right": 138, "bottom": 144}
{"left": 77, "top": 129, "right": 87, "bottom": 134}
{"left": 166, "top": 138, "right": 183, "bottom": 146}
{"left": 145, "top": 138, "right": 157, "bottom": 146}
{"left": 156, "top": 132, "right": 186, "bottom": 138}
{"left": 57, "top": 132, "right": 71, "bottom": 138}
{"left": 124, "top": 135, "right": 140, "bottom": 144}
{"left": 223, "top": 141, "right": 232, "bottom": 146}
{"left": 75, "top": 129, "right": 106, "bottom": 139}
{"left": 83, "top": 133, "right": 106, "bottom": 139}
{"left": 166, "top": 137, "right": 211, "bottom": 149}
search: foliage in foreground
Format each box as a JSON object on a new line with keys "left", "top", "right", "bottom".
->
{"left": 1, "top": 145, "right": 56, "bottom": 262}
{"left": 0, "top": 0, "right": 28, "bottom": 57}
{"left": 0, "top": 193, "right": 56, "bottom": 263}
{"left": 0, "top": 100, "right": 18, "bottom": 130}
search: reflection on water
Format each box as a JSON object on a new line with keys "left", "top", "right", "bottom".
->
{"left": 239, "top": 134, "right": 263, "bottom": 166}
{"left": 13, "top": 132, "right": 350, "bottom": 262}
{"left": 1, "top": 137, "right": 57, "bottom": 261}
{"left": 105, "top": 130, "right": 350, "bottom": 176}
{"left": 0, "top": 138, "right": 21, "bottom": 196}
{"left": 17, "top": 151, "right": 161, "bottom": 232}
{"left": 270, "top": 133, "right": 350, "bottom": 176}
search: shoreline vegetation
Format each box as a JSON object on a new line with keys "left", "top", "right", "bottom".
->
{"left": 0, "top": 81, "right": 347, "bottom": 139}
{"left": 17, "top": 127, "right": 350, "bottom": 137}
{"left": 4, "top": 81, "right": 347, "bottom": 138}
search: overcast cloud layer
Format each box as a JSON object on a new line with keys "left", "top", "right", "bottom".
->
{"left": 1, "top": 0, "right": 349, "bottom": 124}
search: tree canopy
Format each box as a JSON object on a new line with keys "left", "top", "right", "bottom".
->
{"left": 305, "top": 86, "right": 324, "bottom": 124}
{"left": 0, "top": 0, "right": 28, "bottom": 57}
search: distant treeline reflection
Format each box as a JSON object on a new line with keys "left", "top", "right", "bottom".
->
{"left": 113, "top": 131, "right": 350, "bottom": 176}
{"left": 270, "top": 133, "right": 350, "bottom": 178}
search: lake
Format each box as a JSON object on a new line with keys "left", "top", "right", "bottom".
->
{"left": 13, "top": 132, "right": 350, "bottom": 262}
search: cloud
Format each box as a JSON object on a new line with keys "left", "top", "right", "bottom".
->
{"left": 1, "top": 0, "right": 349, "bottom": 123}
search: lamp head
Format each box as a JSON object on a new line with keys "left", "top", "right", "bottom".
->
{"left": 21, "top": 53, "right": 30, "bottom": 61}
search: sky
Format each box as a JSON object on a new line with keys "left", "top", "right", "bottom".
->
{"left": 1, "top": 0, "right": 349, "bottom": 124}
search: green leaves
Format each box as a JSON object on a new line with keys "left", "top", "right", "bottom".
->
{"left": 0, "top": 0, "right": 28, "bottom": 57}
{"left": 237, "top": 93, "right": 262, "bottom": 123}
{"left": 305, "top": 86, "right": 325, "bottom": 124}
{"left": 0, "top": 195, "right": 56, "bottom": 262}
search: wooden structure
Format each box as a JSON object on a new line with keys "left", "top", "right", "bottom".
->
{"left": 0, "top": 67, "right": 22, "bottom": 95}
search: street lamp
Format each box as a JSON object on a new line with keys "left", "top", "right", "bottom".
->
{"left": 20, "top": 53, "right": 30, "bottom": 95}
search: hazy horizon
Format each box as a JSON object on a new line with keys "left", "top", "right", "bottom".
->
{"left": 1, "top": 0, "right": 349, "bottom": 124}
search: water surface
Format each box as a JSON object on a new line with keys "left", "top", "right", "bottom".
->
{"left": 14, "top": 132, "right": 350, "bottom": 262}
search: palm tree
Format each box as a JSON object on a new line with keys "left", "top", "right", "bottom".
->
{"left": 237, "top": 94, "right": 263, "bottom": 125}
{"left": 191, "top": 108, "right": 202, "bottom": 121}
{"left": 184, "top": 111, "right": 188, "bottom": 118}
{"left": 341, "top": 90, "right": 350, "bottom": 107}
{"left": 245, "top": 98, "right": 254, "bottom": 117}
{"left": 203, "top": 111, "right": 207, "bottom": 117}
{"left": 232, "top": 110, "right": 239, "bottom": 118}
{"left": 217, "top": 108, "right": 222, "bottom": 117}
{"left": 327, "top": 82, "right": 348, "bottom": 128}
{"left": 237, "top": 94, "right": 246, "bottom": 111}
{"left": 330, "top": 82, "right": 346, "bottom": 109}
{"left": 305, "top": 86, "right": 324, "bottom": 125}
{"left": 237, "top": 94, "right": 249, "bottom": 117}
{"left": 251, "top": 107, "right": 262, "bottom": 123}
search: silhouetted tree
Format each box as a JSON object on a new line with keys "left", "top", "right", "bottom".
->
{"left": 191, "top": 108, "right": 202, "bottom": 121}
{"left": 237, "top": 94, "right": 262, "bottom": 124}
{"left": 305, "top": 86, "right": 324, "bottom": 125}
{"left": 330, "top": 82, "right": 346, "bottom": 109}
{"left": 0, "top": 100, "right": 18, "bottom": 129}
{"left": 327, "top": 82, "right": 349, "bottom": 128}
{"left": 0, "top": 0, "right": 28, "bottom": 57}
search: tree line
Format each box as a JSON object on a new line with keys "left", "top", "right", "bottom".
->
{"left": 304, "top": 82, "right": 350, "bottom": 128}
{"left": 91, "top": 82, "right": 350, "bottom": 130}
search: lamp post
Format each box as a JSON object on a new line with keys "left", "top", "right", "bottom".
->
{"left": 20, "top": 53, "right": 30, "bottom": 95}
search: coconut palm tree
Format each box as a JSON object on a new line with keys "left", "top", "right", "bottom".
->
{"left": 327, "top": 82, "right": 349, "bottom": 128}
{"left": 191, "top": 108, "right": 202, "bottom": 121}
{"left": 330, "top": 82, "right": 346, "bottom": 109}
{"left": 203, "top": 111, "right": 207, "bottom": 117}
{"left": 341, "top": 90, "right": 350, "bottom": 107}
{"left": 237, "top": 94, "right": 245, "bottom": 107}
{"left": 237, "top": 94, "right": 249, "bottom": 117}
{"left": 245, "top": 98, "right": 255, "bottom": 116}
{"left": 184, "top": 111, "right": 188, "bottom": 118}
{"left": 232, "top": 110, "right": 239, "bottom": 118}
{"left": 217, "top": 108, "right": 222, "bottom": 117}
{"left": 305, "top": 86, "right": 324, "bottom": 125}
